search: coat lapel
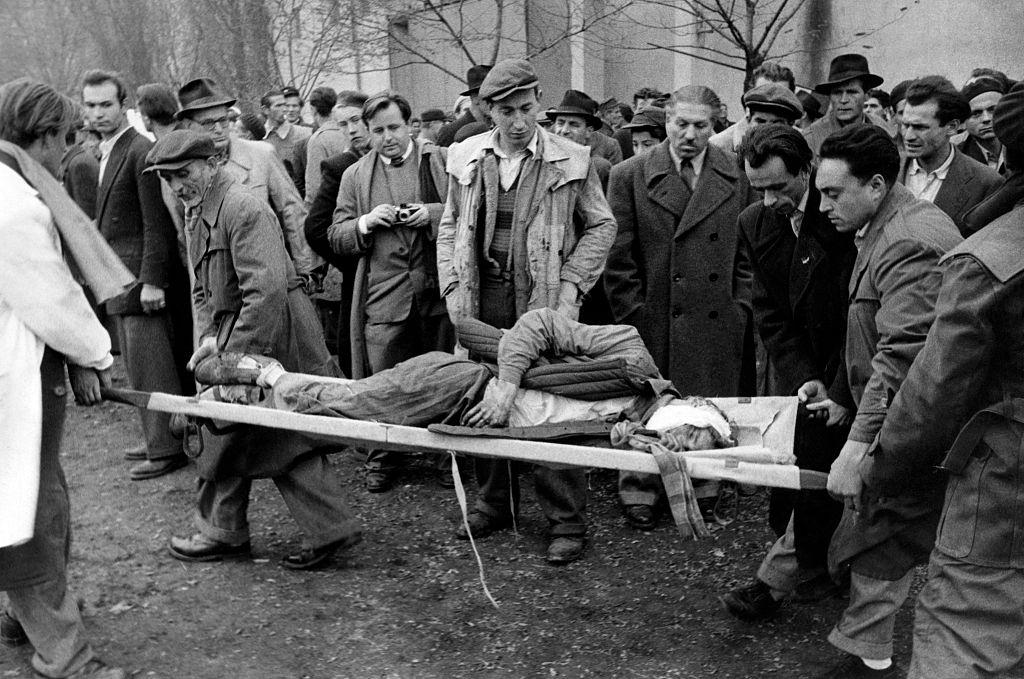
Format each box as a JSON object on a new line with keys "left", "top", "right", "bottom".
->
{"left": 644, "top": 142, "right": 691, "bottom": 219}
{"left": 789, "top": 188, "right": 828, "bottom": 309}
{"left": 675, "top": 145, "right": 735, "bottom": 238}
{"left": 849, "top": 185, "right": 908, "bottom": 299}
{"left": 96, "top": 127, "right": 136, "bottom": 222}
{"left": 933, "top": 149, "right": 972, "bottom": 221}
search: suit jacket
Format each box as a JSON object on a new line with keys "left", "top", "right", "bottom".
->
{"left": 305, "top": 149, "right": 361, "bottom": 270}
{"left": 223, "top": 137, "right": 321, "bottom": 275}
{"left": 604, "top": 140, "right": 758, "bottom": 396}
{"left": 897, "top": 147, "right": 1001, "bottom": 235}
{"left": 95, "top": 126, "right": 179, "bottom": 315}
{"left": 957, "top": 135, "right": 1002, "bottom": 173}
{"left": 737, "top": 182, "right": 856, "bottom": 406}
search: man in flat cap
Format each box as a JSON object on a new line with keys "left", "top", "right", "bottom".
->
{"left": 176, "top": 78, "right": 322, "bottom": 284}
{"left": 803, "top": 54, "right": 885, "bottom": 157}
{"left": 436, "top": 64, "right": 493, "bottom": 147}
{"left": 874, "top": 82, "right": 1024, "bottom": 679}
{"left": 148, "top": 130, "right": 362, "bottom": 571}
{"left": 710, "top": 82, "right": 803, "bottom": 153}
{"left": 437, "top": 57, "right": 616, "bottom": 564}
{"left": 710, "top": 61, "right": 797, "bottom": 153}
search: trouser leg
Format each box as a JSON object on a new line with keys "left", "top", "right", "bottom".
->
{"left": 908, "top": 549, "right": 1024, "bottom": 679}
{"left": 757, "top": 516, "right": 801, "bottom": 593}
{"left": 474, "top": 458, "right": 519, "bottom": 521}
{"left": 6, "top": 576, "right": 93, "bottom": 679}
{"left": 194, "top": 476, "right": 252, "bottom": 545}
{"left": 534, "top": 465, "right": 587, "bottom": 537}
{"left": 617, "top": 470, "right": 663, "bottom": 507}
{"left": 272, "top": 455, "right": 362, "bottom": 549}
{"left": 116, "top": 314, "right": 186, "bottom": 462}
{"left": 828, "top": 569, "right": 915, "bottom": 660}
{"left": 363, "top": 318, "right": 411, "bottom": 473}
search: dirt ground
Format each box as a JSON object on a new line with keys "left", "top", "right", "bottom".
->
{"left": 1, "top": 361, "right": 919, "bottom": 679}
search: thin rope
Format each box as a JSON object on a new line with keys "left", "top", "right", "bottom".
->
{"left": 450, "top": 450, "right": 499, "bottom": 609}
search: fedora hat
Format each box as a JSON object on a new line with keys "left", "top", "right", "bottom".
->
{"left": 176, "top": 78, "right": 237, "bottom": 120}
{"left": 813, "top": 54, "right": 884, "bottom": 95}
{"left": 460, "top": 64, "right": 493, "bottom": 96}
{"left": 546, "top": 89, "right": 602, "bottom": 129}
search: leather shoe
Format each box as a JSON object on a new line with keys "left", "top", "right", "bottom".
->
{"left": 0, "top": 610, "right": 27, "bottom": 647}
{"left": 546, "top": 536, "right": 586, "bottom": 564}
{"left": 130, "top": 455, "right": 188, "bottom": 481}
{"left": 455, "top": 511, "right": 512, "bottom": 540}
{"left": 814, "top": 654, "right": 900, "bottom": 678}
{"left": 792, "top": 571, "right": 844, "bottom": 602}
{"left": 622, "top": 504, "right": 658, "bottom": 531}
{"left": 38, "top": 658, "right": 128, "bottom": 679}
{"left": 281, "top": 532, "right": 363, "bottom": 570}
{"left": 364, "top": 469, "right": 394, "bottom": 493}
{"left": 123, "top": 445, "right": 147, "bottom": 461}
{"left": 168, "top": 534, "right": 251, "bottom": 562}
{"left": 719, "top": 580, "right": 782, "bottom": 621}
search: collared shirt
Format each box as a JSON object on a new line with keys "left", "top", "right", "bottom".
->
{"left": 904, "top": 145, "right": 955, "bottom": 203}
{"left": 790, "top": 189, "right": 809, "bottom": 237}
{"left": 668, "top": 145, "right": 707, "bottom": 186}
{"left": 97, "top": 124, "right": 131, "bottom": 185}
{"left": 490, "top": 127, "right": 539, "bottom": 191}
{"left": 380, "top": 140, "right": 415, "bottom": 166}
{"left": 267, "top": 119, "right": 292, "bottom": 141}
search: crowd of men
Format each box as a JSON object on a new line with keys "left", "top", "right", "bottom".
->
{"left": 0, "top": 48, "right": 1022, "bottom": 679}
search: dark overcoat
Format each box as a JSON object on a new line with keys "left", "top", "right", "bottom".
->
{"left": 190, "top": 171, "right": 338, "bottom": 480}
{"left": 603, "top": 140, "right": 758, "bottom": 396}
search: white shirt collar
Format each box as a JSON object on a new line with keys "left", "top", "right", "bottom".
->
{"left": 907, "top": 144, "right": 955, "bottom": 180}
{"left": 380, "top": 140, "right": 415, "bottom": 166}
{"left": 98, "top": 124, "right": 131, "bottom": 161}
{"left": 490, "top": 127, "right": 538, "bottom": 160}
{"left": 269, "top": 120, "right": 292, "bottom": 140}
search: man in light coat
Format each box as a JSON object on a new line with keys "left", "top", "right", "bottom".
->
{"left": 436, "top": 58, "right": 616, "bottom": 563}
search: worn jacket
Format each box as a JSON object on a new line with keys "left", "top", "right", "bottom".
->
{"left": 223, "top": 137, "right": 321, "bottom": 275}
{"left": 738, "top": 182, "right": 856, "bottom": 406}
{"left": 328, "top": 139, "right": 449, "bottom": 377}
{"left": 96, "top": 127, "right": 180, "bottom": 315}
{"left": 304, "top": 121, "right": 349, "bottom": 207}
{"left": 872, "top": 207, "right": 1024, "bottom": 567}
{"left": 437, "top": 126, "right": 616, "bottom": 327}
{"left": 802, "top": 112, "right": 881, "bottom": 158}
{"left": 897, "top": 147, "right": 1001, "bottom": 235}
{"left": 190, "top": 171, "right": 336, "bottom": 479}
{"left": 603, "top": 140, "right": 758, "bottom": 396}
{"left": 957, "top": 135, "right": 1003, "bottom": 174}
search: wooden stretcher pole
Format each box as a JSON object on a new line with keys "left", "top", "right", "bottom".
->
{"left": 103, "top": 389, "right": 826, "bottom": 490}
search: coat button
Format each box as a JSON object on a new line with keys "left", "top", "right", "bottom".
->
{"left": 708, "top": 310, "right": 719, "bottom": 319}
{"left": 709, "top": 273, "right": 719, "bottom": 282}
{"left": 672, "top": 308, "right": 682, "bottom": 318}
{"left": 672, "top": 274, "right": 682, "bottom": 282}
{"left": 53, "top": 385, "right": 67, "bottom": 397}
{"left": 708, "top": 233, "right": 719, "bottom": 241}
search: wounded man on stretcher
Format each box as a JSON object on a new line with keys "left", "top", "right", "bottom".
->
{"left": 193, "top": 308, "right": 752, "bottom": 538}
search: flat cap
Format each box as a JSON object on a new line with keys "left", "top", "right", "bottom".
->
{"left": 144, "top": 129, "right": 219, "bottom": 173}
{"left": 420, "top": 108, "right": 447, "bottom": 123}
{"left": 742, "top": 83, "right": 803, "bottom": 121}
{"left": 623, "top": 105, "right": 666, "bottom": 131}
{"left": 479, "top": 59, "right": 539, "bottom": 103}
{"left": 993, "top": 81, "right": 1024, "bottom": 152}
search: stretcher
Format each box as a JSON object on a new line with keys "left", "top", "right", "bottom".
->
{"left": 102, "top": 388, "right": 826, "bottom": 491}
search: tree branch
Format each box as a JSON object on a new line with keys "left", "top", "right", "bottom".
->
{"left": 647, "top": 42, "right": 746, "bottom": 72}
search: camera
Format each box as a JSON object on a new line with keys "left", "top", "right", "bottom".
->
{"left": 394, "top": 203, "right": 416, "bottom": 224}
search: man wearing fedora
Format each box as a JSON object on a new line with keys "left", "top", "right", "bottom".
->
{"left": 175, "top": 77, "right": 322, "bottom": 282}
{"left": 621, "top": 105, "right": 667, "bottom": 157}
{"left": 803, "top": 54, "right": 885, "bottom": 157}
{"left": 436, "top": 64, "right": 493, "bottom": 147}
{"left": 437, "top": 58, "right": 616, "bottom": 564}
{"left": 710, "top": 82, "right": 804, "bottom": 153}
{"left": 82, "top": 69, "right": 194, "bottom": 481}
{"left": 548, "top": 90, "right": 613, "bottom": 190}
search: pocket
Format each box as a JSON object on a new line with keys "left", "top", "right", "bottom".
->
{"left": 935, "top": 441, "right": 991, "bottom": 559}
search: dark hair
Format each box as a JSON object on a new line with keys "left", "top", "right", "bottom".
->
{"left": 260, "top": 89, "right": 283, "bottom": 108}
{"left": 737, "top": 123, "right": 812, "bottom": 177}
{"left": 752, "top": 61, "right": 796, "bottom": 92}
{"left": 890, "top": 79, "right": 915, "bottom": 107}
{"left": 867, "top": 88, "right": 891, "bottom": 109}
{"left": 362, "top": 90, "right": 412, "bottom": 124}
{"left": 905, "top": 75, "right": 970, "bottom": 126}
{"left": 309, "top": 86, "right": 337, "bottom": 117}
{"left": 136, "top": 83, "right": 179, "bottom": 127}
{"left": 617, "top": 103, "right": 634, "bottom": 123}
{"left": 633, "top": 87, "right": 663, "bottom": 104}
{"left": 336, "top": 90, "right": 368, "bottom": 109}
{"left": 81, "top": 69, "right": 128, "bottom": 104}
{"left": 667, "top": 85, "right": 721, "bottom": 114}
{"left": 239, "top": 112, "right": 266, "bottom": 140}
{"left": 819, "top": 124, "right": 900, "bottom": 186}
{"left": 0, "top": 78, "right": 79, "bottom": 148}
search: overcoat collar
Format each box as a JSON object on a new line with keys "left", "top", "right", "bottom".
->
{"left": 643, "top": 140, "right": 739, "bottom": 237}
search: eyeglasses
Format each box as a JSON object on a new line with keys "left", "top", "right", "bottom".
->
{"left": 195, "top": 116, "right": 230, "bottom": 131}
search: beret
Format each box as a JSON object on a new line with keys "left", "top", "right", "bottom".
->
{"left": 961, "top": 76, "right": 1005, "bottom": 102}
{"left": 479, "top": 59, "right": 539, "bottom": 103}
{"left": 144, "top": 129, "right": 219, "bottom": 173}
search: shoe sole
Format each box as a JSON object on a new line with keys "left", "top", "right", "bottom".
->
{"left": 167, "top": 546, "right": 250, "bottom": 563}
{"left": 281, "top": 534, "right": 363, "bottom": 570}
{"left": 130, "top": 459, "right": 189, "bottom": 481}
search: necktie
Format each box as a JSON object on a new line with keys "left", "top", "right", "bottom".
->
{"left": 680, "top": 162, "right": 696, "bottom": 190}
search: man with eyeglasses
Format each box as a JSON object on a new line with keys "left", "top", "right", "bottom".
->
{"left": 175, "top": 78, "right": 322, "bottom": 283}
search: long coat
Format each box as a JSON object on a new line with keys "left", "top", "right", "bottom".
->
{"left": 328, "top": 139, "right": 450, "bottom": 378}
{"left": 897, "top": 147, "right": 1001, "bottom": 235}
{"left": 190, "top": 171, "right": 337, "bottom": 480}
{"left": 604, "top": 140, "right": 758, "bottom": 396}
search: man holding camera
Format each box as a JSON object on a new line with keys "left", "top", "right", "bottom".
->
{"left": 328, "top": 90, "right": 453, "bottom": 492}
